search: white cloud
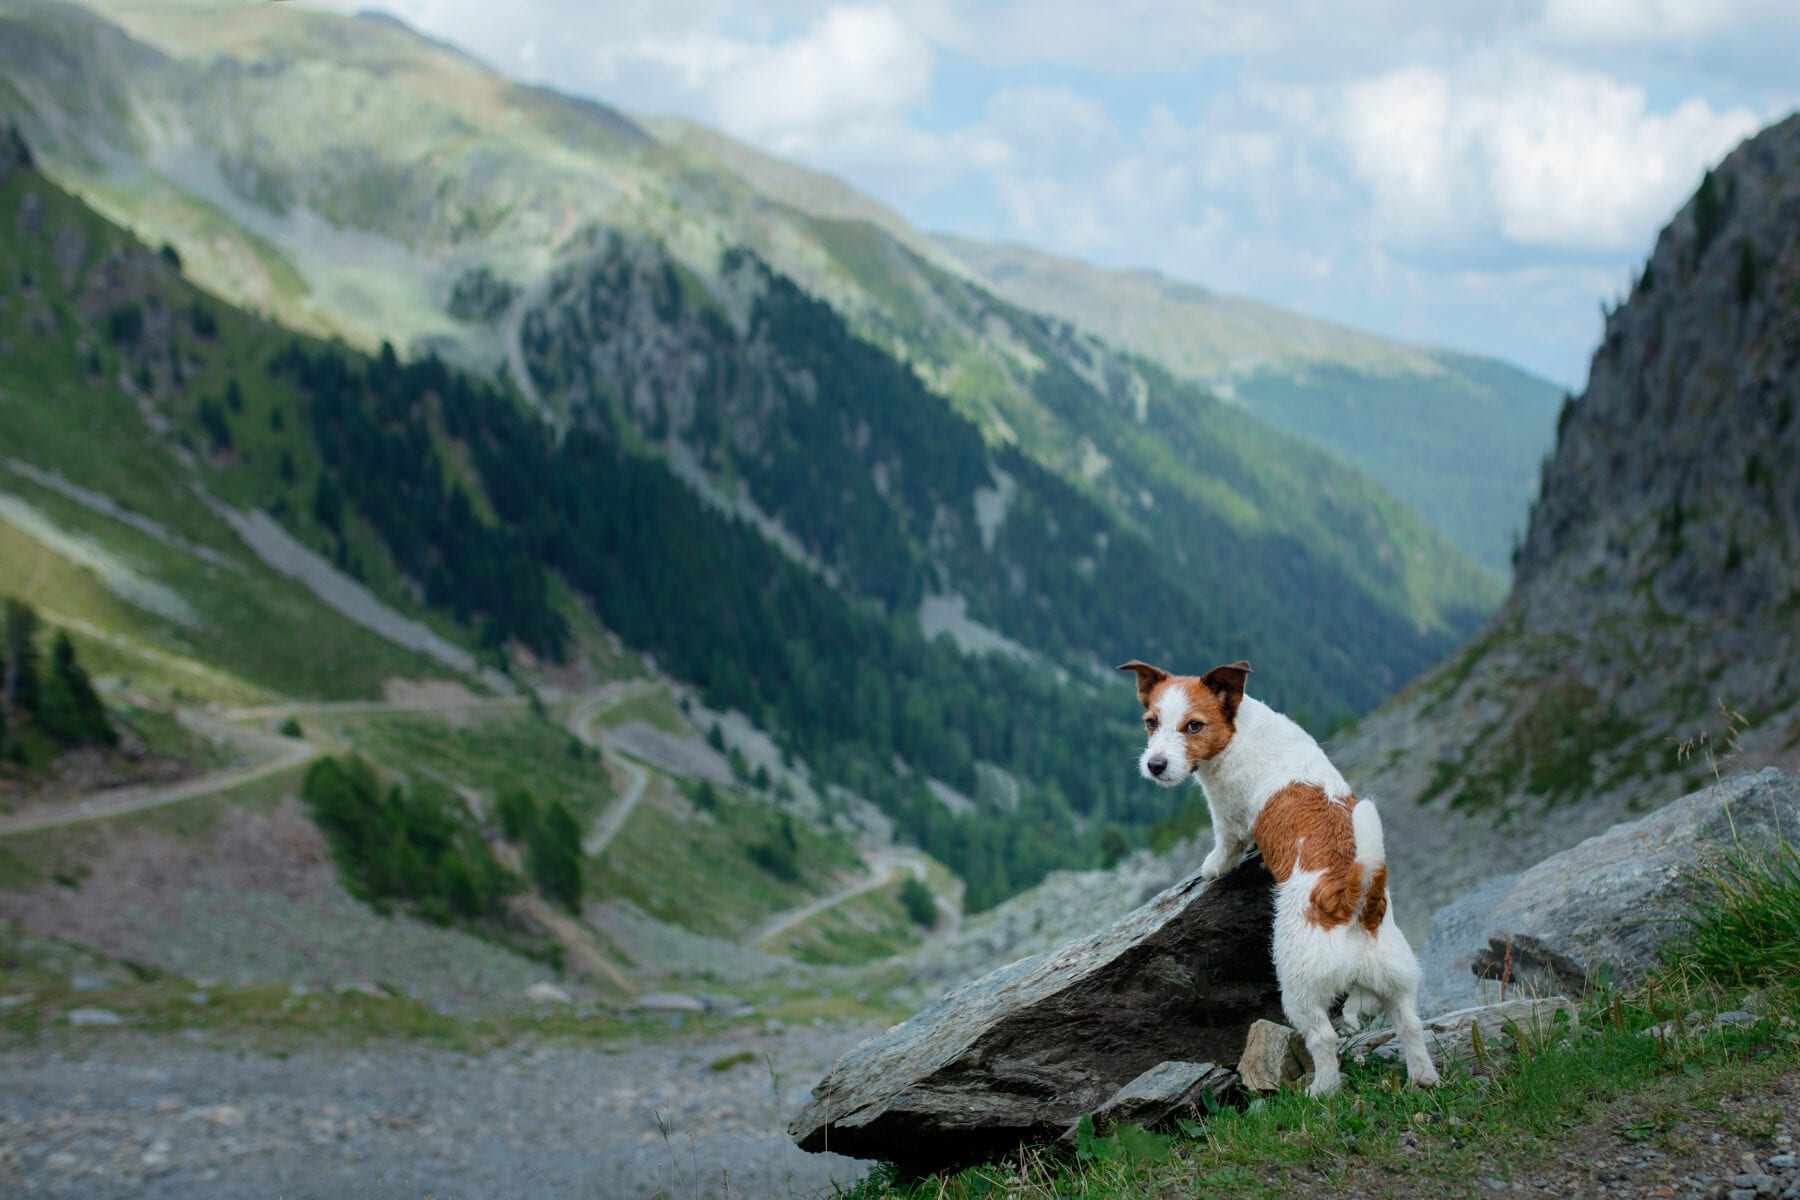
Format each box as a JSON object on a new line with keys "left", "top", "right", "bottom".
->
{"left": 711, "top": 7, "right": 932, "bottom": 140}
{"left": 1340, "top": 55, "right": 1760, "bottom": 253}
{"left": 1536, "top": 0, "right": 1794, "bottom": 45}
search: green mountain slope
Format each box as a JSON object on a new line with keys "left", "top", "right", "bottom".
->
{"left": 939, "top": 236, "right": 1566, "bottom": 571}
{"left": 0, "top": 0, "right": 1498, "bottom": 665}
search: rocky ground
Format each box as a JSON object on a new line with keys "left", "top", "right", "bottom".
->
{"left": 0, "top": 1022, "right": 875, "bottom": 1199}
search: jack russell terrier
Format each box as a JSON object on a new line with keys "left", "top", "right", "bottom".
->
{"left": 1120, "top": 658, "right": 1439, "bottom": 1096}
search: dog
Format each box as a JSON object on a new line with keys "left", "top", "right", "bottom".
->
{"left": 1119, "top": 658, "right": 1439, "bottom": 1096}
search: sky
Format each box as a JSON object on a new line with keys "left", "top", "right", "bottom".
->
{"left": 318, "top": 0, "right": 1800, "bottom": 387}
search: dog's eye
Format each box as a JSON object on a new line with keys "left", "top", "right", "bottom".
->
{"left": 1144, "top": 715, "right": 1158, "bottom": 731}
{"left": 1184, "top": 719, "right": 1204, "bottom": 734}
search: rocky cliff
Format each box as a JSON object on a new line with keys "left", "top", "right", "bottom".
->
{"left": 1330, "top": 113, "right": 1800, "bottom": 929}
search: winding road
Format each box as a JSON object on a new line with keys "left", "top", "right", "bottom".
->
{"left": 0, "top": 716, "right": 317, "bottom": 837}
{"left": 565, "top": 685, "right": 655, "bottom": 857}
{"left": 746, "top": 850, "right": 936, "bottom": 948}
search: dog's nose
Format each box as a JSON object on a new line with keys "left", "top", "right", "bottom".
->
{"left": 1147, "top": 755, "right": 1168, "bottom": 777}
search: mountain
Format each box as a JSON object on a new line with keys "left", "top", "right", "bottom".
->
{"left": 1329, "top": 113, "right": 1800, "bottom": 927}
{"left": 941, "top": 237, "right": 1566, "bottom": 572}
{"left": 0, "top": 0, "right": 1499, "bottom": 702}
{"left": 0, "top": 0, "right": 1541, "bottom": 911}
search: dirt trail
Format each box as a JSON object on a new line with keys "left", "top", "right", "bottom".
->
{"left": 565, "top": 685, "right": 656, "bottom": 857}
{"left": 747, "top": 850, "right": 938, "bottom": 948}
{"left": 0, "top": 716, "right": 316, "bottom": 837}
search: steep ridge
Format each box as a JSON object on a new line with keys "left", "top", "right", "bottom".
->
{"left": 1330, "top": 114, "right": 1800, "bottom": 927}
{"left": 941, "top": 236, "right": 1564, "bottom": 571}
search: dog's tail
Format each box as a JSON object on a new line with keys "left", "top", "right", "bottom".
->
{"left": 1351, "top": 799, "right": 1389, "bottom": 935}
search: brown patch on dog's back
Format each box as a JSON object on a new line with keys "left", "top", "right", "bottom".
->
{"left": 1360, "top": 865, "right": 1389, "bottom": 934}
{"left": 1253, "top": 782, "right": 1381, "bottom": 932}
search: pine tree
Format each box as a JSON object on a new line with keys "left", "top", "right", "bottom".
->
{"left": 3, "top": 598, "right": 39, "bottom": 716}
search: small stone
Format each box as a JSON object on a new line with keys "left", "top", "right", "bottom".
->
{"left": 0, "top": 994, "right": 30, "bottom": 1010}
{"left": 67, "top": 1007, "right": 125, "bottom": 1026}
{"left": 187, "top": 1104, "right": 245, "bottom": 1127}
{"left": 153, "top": 1098, "right": 182, "bottom": 1115}
{"left": 524, "top": 982, "right": 572, "bottom": 1005}
{"left": 46, "top": 1151, "right": 77, "bottom": 1170}
{"left": 630, "top": 991, "right": 704, "bottom": 1012}
{"left": 1238, "top": 1019, "right": 1311, "bottom": 1092}
{"left": 1767, "top": 1155, "right": 1796, "bottom": 1169}
{"left": 1730, "top": 1190, "right": 1758, "bottom": 1200}
{"left": 71, "top": 974, "right": 111, "bottom": 992}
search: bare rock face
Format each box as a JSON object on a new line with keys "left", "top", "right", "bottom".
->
{"left": 1417, "top": 768, "right": 1799, "bottom": 1012}
{"left": 789, "top": 856, "right": 1282, "bottom": 1169}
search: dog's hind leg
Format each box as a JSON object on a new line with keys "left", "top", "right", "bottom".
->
{"left": 1285, "top": 987, "right": 1343, "bottom": 1097}
{"left": 1386, "top": 989, "right": 1440, "bottom": 1088}
{"left": 1336, "top": 986, "right": 1379, "bottom": 1033}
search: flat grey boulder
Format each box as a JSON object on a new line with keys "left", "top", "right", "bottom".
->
{"left": 1417, "top": 768, "right": 1798, "bottom": 1012}
{"left": 790, "top": 857, "right": 1282, "bottom": 1169}
{"left": 1058, "top": 1060, "right": 1237, "bottom": 1141}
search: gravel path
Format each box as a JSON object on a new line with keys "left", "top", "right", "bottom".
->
{"left": 0, "top": 1025, "right": 876, "bottom": 1199}
{"left": 0, "top": 717, "right": 314, "bottom": 836}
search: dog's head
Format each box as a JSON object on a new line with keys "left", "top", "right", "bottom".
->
{"left": 1116, "top": 659, "right": 1251, "bottom": 786}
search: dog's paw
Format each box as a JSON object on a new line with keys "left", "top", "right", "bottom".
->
{"left": 1199, "top": 850, "right": 1231, "bottom": 880}
{"left": 1409, "top": 1069, "right": 1442, "bottom": 1090}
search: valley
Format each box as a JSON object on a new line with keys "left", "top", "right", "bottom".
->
{"left": 2, "top": 4, "right": 1789, "bottom": 1199}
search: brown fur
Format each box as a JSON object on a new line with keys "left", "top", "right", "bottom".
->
{"left": 1116, "top": 659, "right": 1251, "bottom": 762}
{"left": 1252, "top": 781, "right": 1385, "bottom": 933}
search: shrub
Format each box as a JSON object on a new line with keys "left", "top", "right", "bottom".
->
{"left": 899, "top": 875, "right": 936, "bottom": 928}
{"left": 748, "top": 814, "right": 801, "bottom": 882}
{"left": 278, "top": 717, "right": 303, "bottom": 738}
{"left": 528, "top": 798, "right": 583, "bottom": 911}
{"left": 1736, "top": 239, "right": 1758, "bottom": 306}
{"left": 107, "top": 304, "right": 143, "bottom": 346}
{"left": 497, "top": 787, "right": 539, "bottom": 841}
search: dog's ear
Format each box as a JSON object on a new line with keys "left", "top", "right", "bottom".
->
{"left": 1200, "top": 660, "right": 1251, "bottom": 722}
{"left": 1116, "top": 660, "right": 1170, "bottom": 707}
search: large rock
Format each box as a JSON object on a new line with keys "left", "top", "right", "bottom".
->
{"left": 790, "top": 857, "right": 1282, "bottom": 1169}
{"left": 1418, "top": 768, "right": 1799, "bottom": 1012}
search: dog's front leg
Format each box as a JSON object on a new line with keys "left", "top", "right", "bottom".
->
{"left": 1199, "top": 800, "right": 1251, "bottom": 880}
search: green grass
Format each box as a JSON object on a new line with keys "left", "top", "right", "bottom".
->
{"left": 591, "top": 778, "right": 859, "bottom": 939}
{"left": 0, "top": 163, "right": 471, "bottom": 702}
{"left": 315, "top": 707, "right": 607, "bottom": 822}
{"left": 591, "top": 685, "right": 687, "bottom": 735}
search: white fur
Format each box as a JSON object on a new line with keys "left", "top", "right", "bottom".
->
{"left": 1352, "top": 800, "right": 1385, "bottom": 867}
{"left": 1140, "top": 690, "right": 1439, "bottom": 1095}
